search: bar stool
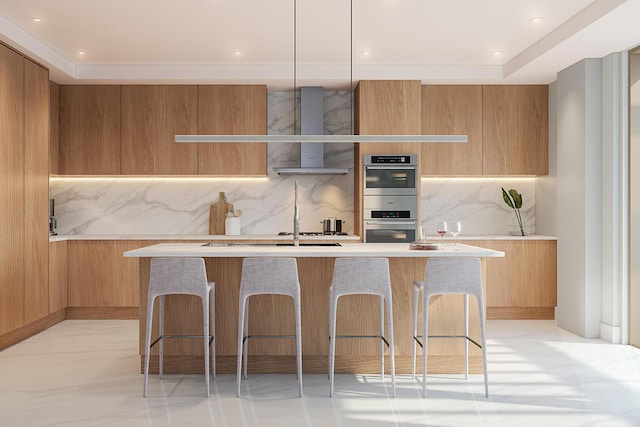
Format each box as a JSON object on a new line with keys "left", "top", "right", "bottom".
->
{"left": 236, "top": 257, "right": 303, "bottom": 397}
{"left": 143, "top": 257, "right": 215, "bottom": 397}
{"left": 328, "top": 257, "right": 395, "bottom": 397}
{"left": 412, "top": 257, "right": 488, "bottom": 398}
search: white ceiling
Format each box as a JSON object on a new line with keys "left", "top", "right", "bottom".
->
{"left": 1, "top": 0, "right": 640, "bottom": 89}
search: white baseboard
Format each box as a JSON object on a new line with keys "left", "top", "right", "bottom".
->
{"left": 600, "top": 322, "right": 622, "bottom": 344}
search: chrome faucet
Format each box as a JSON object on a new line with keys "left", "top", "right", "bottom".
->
{"left": 293, "top": 180, "right": 300, "bottom": 247}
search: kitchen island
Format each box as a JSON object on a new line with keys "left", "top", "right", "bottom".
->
{"left": 124, "top": 242, "right": 504, "bottom": 375}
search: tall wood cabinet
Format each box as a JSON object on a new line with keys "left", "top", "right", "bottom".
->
{"left": 121, "top": 85, "right": 198, "bottom": 175}
{"left": 59, "top": 85, "right": 121, "bottom": 174}
{"left": 0, "top": 44, "right": 49, "bottom": 336}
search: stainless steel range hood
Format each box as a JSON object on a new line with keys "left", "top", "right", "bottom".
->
{"left": 273, "top": 87, "right": 351, "bottom": 175}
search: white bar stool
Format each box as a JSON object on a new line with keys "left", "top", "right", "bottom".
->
{"left": 236, "top": 257, "right": 303, "bottom": 398}
{"left": 412, "top": 257, "right": 488, "bottom": 398}
{"left": 143, "top": 257, "right": 215, "bottom": 397}
{"left": 328, "top": 257, "right": 395, "bottom": 397}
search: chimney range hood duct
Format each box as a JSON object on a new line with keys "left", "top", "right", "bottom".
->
{"left": 273, "top": 87, "right": 351, "bottom": 175}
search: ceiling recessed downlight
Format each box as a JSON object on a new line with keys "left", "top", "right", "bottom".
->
{"left": 529, "top": 17, "right": 544, "bottom": 23}
{"left": 491, "top": 50, "right": 501, "bottom": 56}
{"left": 361, "top": 50, "right": 370, "bottom": 56}
{"left": 233, "top": 50, "right": 241, "bottom": 56}
{"left": 77, "top": 50, "right": 86, "bottom": 56}
{"left": 31, "top": 17, "right": 41, "bottom": 22}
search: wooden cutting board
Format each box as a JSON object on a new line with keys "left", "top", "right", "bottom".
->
{"left": 209, "top": 192, "right": 233, "bottom": 235}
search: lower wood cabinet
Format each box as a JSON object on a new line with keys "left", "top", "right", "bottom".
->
{"left": 49, "top": 241, "right": 68, "bottom": 314}
{"left": 67, "top": 240, "right": 154, "bottom": 318}
{"left": 460, "top": 239, "right": 557, "bottom": 319}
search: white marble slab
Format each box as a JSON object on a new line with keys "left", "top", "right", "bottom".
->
{"left": 49, "top": 234, "right": 361, "bottom": 242}
{"left": 123, "top": 242, "right": 505, "bottom": 258}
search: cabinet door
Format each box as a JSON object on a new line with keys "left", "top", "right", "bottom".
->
{"left": 482, "top": 85, "right": 548, "bottom": 175}
{"left": 421, "top": 85, "right": 483, "bottom": 175}
{"left": 463, "top": 240, "right": 557, "bottom": 319}
{"left": 197, "top": 85, "right": 267, "bottom": 176}
{"left": 121, "top": 85, "right": 198, "bottom": 174}
{"left": 67, "top": 240, "right": 151, "bottom": 307}
{"left": 0, "top": 44, "right": 25, "bottom": 335}
{"left": 59, "top": 85, "right": 121, "bottom": 174}
{"left": 23, "top": 59, "right": 50, "bottom": 324}
{"left": 49, "top": 81, "right": 59, "bottom": 174}
{"left": 49, "top": 241, "right": 68, "bottom": 314}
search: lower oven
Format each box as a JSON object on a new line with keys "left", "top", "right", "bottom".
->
{"left": 363, "top": 220, "right": 417, "bottom": 243}
{"left": 363, "top": 195, "right": 418, "bottom": 243}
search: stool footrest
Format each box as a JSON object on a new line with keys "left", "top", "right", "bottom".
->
{"left": 150, "top": 335, "right": 214, "bottom": 348}
{"left": 413, "top": 335, "right": 482, "bottom": 349}
{"left": 244, "top": 334, "right": 296, "bottom": 340}
{"left": 335, "top": 335, "right": 390, "bottom": 348}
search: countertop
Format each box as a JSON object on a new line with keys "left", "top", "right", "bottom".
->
{"left": 49, "top": 234, "right": 556, "bottom": 242}
{"left": 124, "top": 242, "right": 505, "bottom": 258}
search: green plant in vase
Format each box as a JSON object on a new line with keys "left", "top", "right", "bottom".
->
{"left": 501, "top": 187, "right": 525, "bottom": 236}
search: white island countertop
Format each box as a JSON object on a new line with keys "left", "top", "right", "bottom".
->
{"left": 124, "top": 242, "right": 505, "bottom": 258}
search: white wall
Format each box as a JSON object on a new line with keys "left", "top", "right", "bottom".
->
{"left": 556, "top": 58, "right": 603, "bottom": 338}
{"left": 535, "top": 81, "right": 557, "bottom": 236}
{"left": 630, "top": 52, "right": 640, "bottom": 346}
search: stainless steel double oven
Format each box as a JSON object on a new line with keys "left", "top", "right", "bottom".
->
{"left": 363, "top": 154, "right": 418, "bottom": 243}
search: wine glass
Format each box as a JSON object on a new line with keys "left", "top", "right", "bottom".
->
{"left": 449, "top": 221, "right": 462, "bottom": 248}
{"left": 436, "top": 221, "right": 448, "bottom": 246}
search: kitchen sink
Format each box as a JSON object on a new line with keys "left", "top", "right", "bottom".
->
{"left": 202, "top": 242, "right": 342, "bottom": 247}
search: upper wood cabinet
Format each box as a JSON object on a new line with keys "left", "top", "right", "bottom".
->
{"left": 421, "top": 85, "right": 483, "bottom": 175}
{"left": 59, "top": 85, "right": 121, "bottom": 174}
{"left": 482, "top": 85, "right": 548, "bottom": 175}
{"left": 197, "top": 85, "right": 267, "bottom": 176}
{"left": 121, "top": 85, "right": 198, "bottom": 175}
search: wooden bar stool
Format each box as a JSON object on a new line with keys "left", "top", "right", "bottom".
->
{"left": 143, "top": 257, "right": 215, "bottom": 397}
{"left": 412, "top": 257, "right": 488, "bottom": 397}
{"left": 236, "top": 257, "right": 303, "bottom": 398}
{"left": 328, "top": 257, "right": 395, "bottom": 397}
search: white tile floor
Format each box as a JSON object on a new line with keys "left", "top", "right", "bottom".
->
{"left": 1, "top": 320, "right": 640, "bottom": 426}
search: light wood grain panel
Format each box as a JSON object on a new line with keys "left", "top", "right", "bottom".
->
{"left": 23, "top": 59, "right": 50, "bottom": 324}
{"left": 482, "top": 85, "right": 548, "bottom": 175}
{"left": 121, "top": 85, "right": 198, "bottom": 174}
{"left": 197, "top": 85, "right": 267, "bottom": 176}
{"left": 59, "top": 85, "right": 121, "bottom": 174}
{"left": 0, "top": 44, "right": 25, "bottom": 335}
{"left": 49, "top": 241, "right": 68, "bottom": 314}
{"left": 66, "top": 307, "right": 137, "bottom": 319}
{"left": 459, "top": 240, "right": 557, "bottom": 318}
{"left": 421, "top": 85, "right": 483, "bottom": 175}
{"left": 49, "top": 81, "right": 59, "bottom": 174}
{"left": 68, "top": 240, "right": 151, "bottom": 307}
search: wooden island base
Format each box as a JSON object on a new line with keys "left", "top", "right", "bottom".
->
{"left": 138, "top": 256, "right": 487, "bottom": 375}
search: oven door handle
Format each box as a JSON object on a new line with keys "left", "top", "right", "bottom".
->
{"left": 364, "top": 221, "right": 417, "bottom": 226}
{"left": 365, "top": 166, "right": 416, "bottom": 170}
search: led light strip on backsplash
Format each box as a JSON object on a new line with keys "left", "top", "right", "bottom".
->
{"left": 48, "top": 176, "right": 270, "bottom": 182}
{"left": 422, "top": 177, "right": 538, "bottom": 182}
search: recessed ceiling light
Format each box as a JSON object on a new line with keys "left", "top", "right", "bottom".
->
{"left": 77, "top": 50, "right": 86, "bottom": 56}
{"left": 529, "top": 17, "right": 543, "bottom": 23}
{"left": 31, "top": 17, "right": 41, "bottom": 22}
{"left": 233, "top": 50, "right": 241, "bottom": 56}
{"left": 491, "top": 50, "right": 501, "bottom": 56}
{"left": 360, "top": 50, "right": 370, "bottom": 56}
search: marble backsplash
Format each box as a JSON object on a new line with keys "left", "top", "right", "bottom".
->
{"left": 49, "top": 90, "right": 536, "bottom": 236}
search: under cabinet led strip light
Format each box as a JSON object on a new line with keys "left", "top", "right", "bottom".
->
{"left": 175, "top": 134, "right": 468, "bottom": 143}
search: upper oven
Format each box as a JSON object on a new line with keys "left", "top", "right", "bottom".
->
{"left": 363, "top": 154, "right": 418, "bottom": 196}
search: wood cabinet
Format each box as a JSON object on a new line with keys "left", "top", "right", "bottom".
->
{"left": 354, "top": 80, "right": 423, "bottom": 238}
{"left": 482, "top": 85, "right": 548, "bottom": 175}
{"left": 23, "top": 59, "right": 50, "bottom": 324}
{"left": 421, "top": 85, "right": 483, "bottom": 175}
{"left": 0, "top": 45, "right": 50, "bottom": 335}
{"left": 460, "top": 239, "right": 557, "bottom": 319}
{"left": 67, "top": 240, "right": 150, "bottom": 312}
{"left": 49, "top": 241, "right": 68, "bottom": 314}
{"left": 59, "top": 85, "right": 121, "bottom": 174}
{"left": 49, "top": 81, "right": 59, "bottom": 174}
{"left": 0, "top": 44, "right": 26, "bottom": 336}
{"left": 121, "top": 85, "right": 198, "bottom": 175}
{"left": 197, "top": 85, "right": 267, "bottom": 176}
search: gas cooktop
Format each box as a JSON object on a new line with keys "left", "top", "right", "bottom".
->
{"left": 278, "top": 231, "right": 348, "bottom": 236}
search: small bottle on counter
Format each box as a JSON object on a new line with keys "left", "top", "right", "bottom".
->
{"left": 225, "top": 212, "right": 241, "bottom": 236}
